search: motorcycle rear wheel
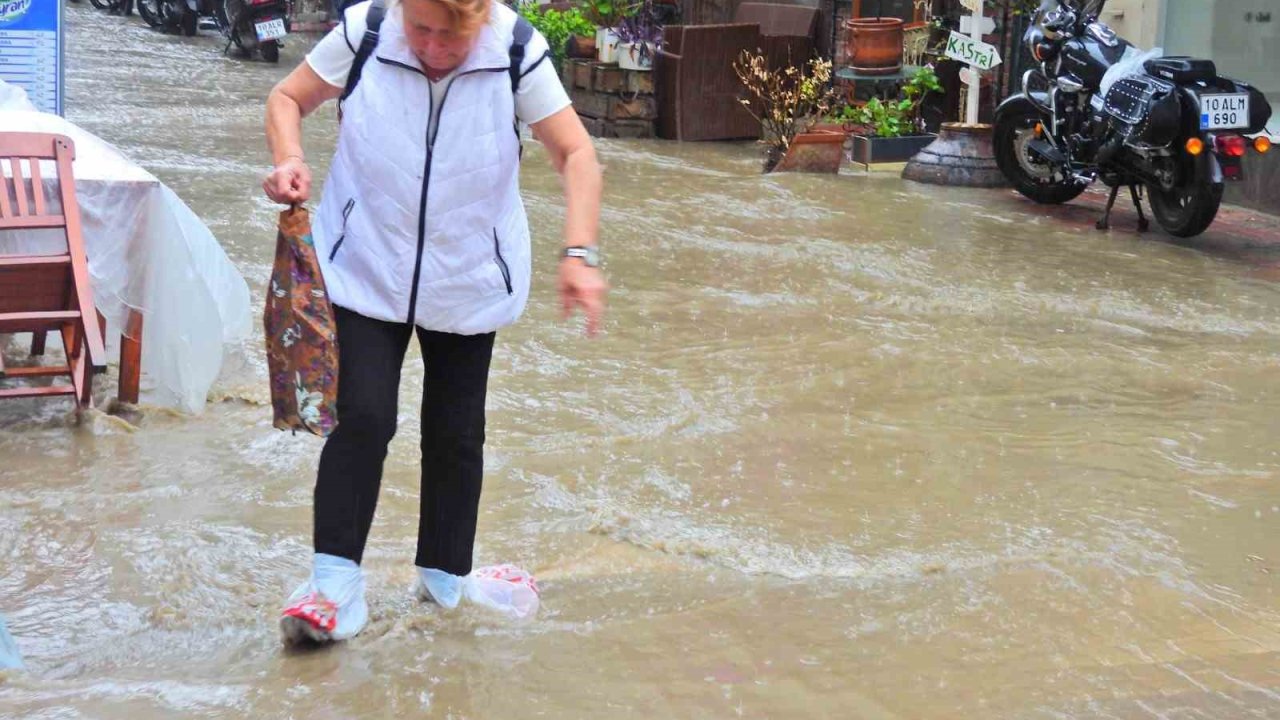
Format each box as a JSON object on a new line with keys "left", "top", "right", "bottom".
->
{"left": 1147, "top": 152, "right": 1223, "bottom": 238}
{"left": 994, "top": 103, "right": 1087, "bottom": 205}
{"left": 261, "top": 39, "right": 280, "bottom": 63}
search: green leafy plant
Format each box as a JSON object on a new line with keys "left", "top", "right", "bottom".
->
{"left": 827, "top": 103, "right": 862, "bottom": 125}
{"left": 852, "top": 65, "right": 942, "bottom": 137}
{"left": 576, "top": 0, "right": 633, "bottom": 28}
{"left": 518, "top": 2, "right": 596, "bottom": 69}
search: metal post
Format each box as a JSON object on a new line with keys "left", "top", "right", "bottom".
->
{"left": 965, "top": 0, "right": 983, "bottom": 125}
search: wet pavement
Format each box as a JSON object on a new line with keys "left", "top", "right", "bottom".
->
{"left": 1, "top": 5, "right": 1279, "bottom": 719}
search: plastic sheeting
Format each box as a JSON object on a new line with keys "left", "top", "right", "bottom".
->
{"left": 0, "top": 613, "right": 22, "bottom": 670}
{"left": 418, "top": 564, "right": 541, "bottom": 620}
{"left": 284, "top": 553, "right": 369, "bottom": 641}
{"left": 0, "top": 88, "right": 251, "bottom": 411}
{"left": 1099, "top": 46, "right": 1165, "bottom": 100}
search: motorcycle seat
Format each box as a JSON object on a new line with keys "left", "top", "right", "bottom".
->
{"left": 1144, "top": 57, "right": 1217, "bottom": 84}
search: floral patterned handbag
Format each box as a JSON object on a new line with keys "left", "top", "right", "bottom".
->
{"left": 264, "top": 206, "right": 339, "bottom": 437}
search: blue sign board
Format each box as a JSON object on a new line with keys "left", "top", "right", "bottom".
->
{"left": 0, "top": 0, "right": 63, "bottom": 115}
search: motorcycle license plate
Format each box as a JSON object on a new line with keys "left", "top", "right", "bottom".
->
{"left": 1199, "top": 94, "right": 1250, "bottom": 130}
{"left": 255, "top": 18, "right": 287, "bottom": 42}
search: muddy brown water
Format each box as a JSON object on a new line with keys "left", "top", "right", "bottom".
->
{"left": 1, "top": 6, "right": 1279, "bottom": 718}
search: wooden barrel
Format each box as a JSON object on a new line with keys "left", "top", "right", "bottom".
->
{"left": 843, "top": 17, "right": 904, "bottom": 76}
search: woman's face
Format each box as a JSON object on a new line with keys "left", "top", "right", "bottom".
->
{"left": 402, "top": 0, "right": 478, "bottom": 71}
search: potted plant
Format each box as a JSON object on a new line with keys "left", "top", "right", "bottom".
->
{"left": 519, "top": 2, "right": 597, "bottom": 68}
{"left": 849, "top": 64, "right": 942, "bottom": 166}
{"left": 811, "top": 103, "right": 867, "bottom": 136}
{"left": 733, "top": 50, "right": 843, "bottom": 173}
{"left": 614, "top": 0, "right": 661, "bottom": 71}
{"left": 844, "top": 0, "right": 904, "bottom": 75}
{"left": 577, "top": 0, "right": 629, "bottom": 63}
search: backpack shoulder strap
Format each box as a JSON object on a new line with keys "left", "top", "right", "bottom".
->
{"left": 508, "top": 15, "right": 534, "bottom": 96}
{"left": 340, "top": 0, "right": 386, "bottom": 107}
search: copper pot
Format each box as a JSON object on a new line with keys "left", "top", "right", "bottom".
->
{"left": 843, "top": 17, "right": 905, "bottom": 75}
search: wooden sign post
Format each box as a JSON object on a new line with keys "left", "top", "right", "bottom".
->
{"left": 946, "top": 0, "right": 1003, "bottom": 124}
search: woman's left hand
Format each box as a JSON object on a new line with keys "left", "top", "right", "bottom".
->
{"left": 558, "top": 259, "right": 608, "bottom": 337}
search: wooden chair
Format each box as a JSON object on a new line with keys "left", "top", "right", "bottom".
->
{"left": 655, "top": 23, "right": 763, "bottom": 141}
{"left": 0, "top": 133, "right": 107, "bottom": 408}
{"left": 733, "top": 3, "right": 819, "bottom": 71}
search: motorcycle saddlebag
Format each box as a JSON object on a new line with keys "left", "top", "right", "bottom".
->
{"left": 1104, "top": 74, "right": 1181, "bottom": 147}
{"left": 1144, "top": 57, "right": 1217, "bottom": 84}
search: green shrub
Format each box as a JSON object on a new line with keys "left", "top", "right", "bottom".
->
{"left": 518, "top": 2, "right": 596, "bottom": 69}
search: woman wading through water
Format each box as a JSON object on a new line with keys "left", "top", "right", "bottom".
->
{"left": 263, "top": 0, "right": 605, "bottom": 643}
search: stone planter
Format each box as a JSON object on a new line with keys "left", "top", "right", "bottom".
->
{"left": 596, "top": 27, "right": 620, "bottom": 64}
{"left": 902, "top": 123, "right": 1009, "bottom": 187}
{"left": 773, "top": 130, "right": 846, "bottom": 174}
{"left": 850, "top": 132, "right": 937, "bottom": 167}
{"left": 843, "top": 17, "right": 904, "bottom": 76}
{"left": 617, "top": 41, "right": 654, "bottom": 71}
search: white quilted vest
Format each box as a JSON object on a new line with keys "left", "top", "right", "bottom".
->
{"left": 313, "top": 2, "right": 531, "bottom": 334}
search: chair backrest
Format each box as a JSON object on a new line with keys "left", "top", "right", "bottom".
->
{"left": 0, "top": 133, "right": 88, "bottom": 318}
{"left": 903, "top": 21, "right": 930, "bottom": 68}
{"left": 656, "top": 24, "right": 763, "bottom": 141}
{"left": 662, "top": 23, "right": 686, "bottom": 55}
{"left": 0, "top": 133, "right": 77, "bottom": 233}
{"left": 733, "top": 2, "right": 818, "bottom": 38}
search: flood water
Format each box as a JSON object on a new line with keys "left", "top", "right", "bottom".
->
{"left": 2, "top": 5, "right": 1279, "bottom": 718}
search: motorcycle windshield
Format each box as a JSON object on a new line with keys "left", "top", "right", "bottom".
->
{"left": 1033, "top": 0, "right": 1059, "bottom": 25}
{"left": 1078, "top": 0, "right": 1106, "bottom": 15}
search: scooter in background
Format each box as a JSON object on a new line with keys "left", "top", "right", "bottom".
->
{"left": 217, "top": 0, "right": 292, "bottom": 63}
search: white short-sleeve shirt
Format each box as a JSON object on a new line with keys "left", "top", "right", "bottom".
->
{"left": 306, "top": 2, "right": 571, "bottom": 127}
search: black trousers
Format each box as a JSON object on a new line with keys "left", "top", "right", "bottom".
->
{"left": 314, "top": 306, "right": 495, "bottom": 576}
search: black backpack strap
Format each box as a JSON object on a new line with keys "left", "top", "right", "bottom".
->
{"left": 339, "top": 0, "right": 386, "bottom": 110}
{"left": 509, "top": 16, "right": 555, "bottom": 158}
{"left": 508, "top": 16, "right": 534, "bottom": 96}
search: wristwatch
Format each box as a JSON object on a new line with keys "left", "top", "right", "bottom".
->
{"left": 562, "top": 245, "right": 601, "bottom": 268}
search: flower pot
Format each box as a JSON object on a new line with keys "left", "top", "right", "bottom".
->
{"left": 596, "top": 27, "right": 620, "bottom": 64}
{"left": 843, "top": 17, "right": 904, "bottom": 76}
{"left": 808, "top": 121, "right": 850, "bottom": 136}
{"left": 902, "top": 122, "right": 1009, "bottom": 187}
{"left": 567, "top": 34, "right": 597, "bottom": 59}
{"left": 617, "top": 41, "right": 654, "bottom": 71}
{"left": 850, "top": 132, "right": 937, "bottom": 167}
{"left": 773, "top": 130, "right": 846, "bottom": 173}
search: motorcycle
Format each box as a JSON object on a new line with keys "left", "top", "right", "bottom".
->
{"left": 89, "top": 0, "right": 134, "bottom": 16}
{"left": 993, "top": 0, "right": 1273, "bottom": 237}
{"left": 136, "top": 0, "right": 199, "bottom": 35}
{"left": 217, "top": 0, "right": 292, "bottom": 63}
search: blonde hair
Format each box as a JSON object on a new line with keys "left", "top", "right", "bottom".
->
{"left": 397, "top": 0, "right": 492, "bottom": 37}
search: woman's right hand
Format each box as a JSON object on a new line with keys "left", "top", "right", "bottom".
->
{"left": 263, "top": 156, "right": 312, "bottom": 205}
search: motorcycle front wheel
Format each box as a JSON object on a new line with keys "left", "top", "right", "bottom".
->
{"left": 136, "top": 0, "right": 163, "bottom": 26}
{"left": 994, "top": 102, "right": 1087, "bottom": 205}
{"left": 1147, "top": 151, "right": 1223, "bottom": 238}
{"left": 180, "top": 7, "right": 198, "bottom": 35}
